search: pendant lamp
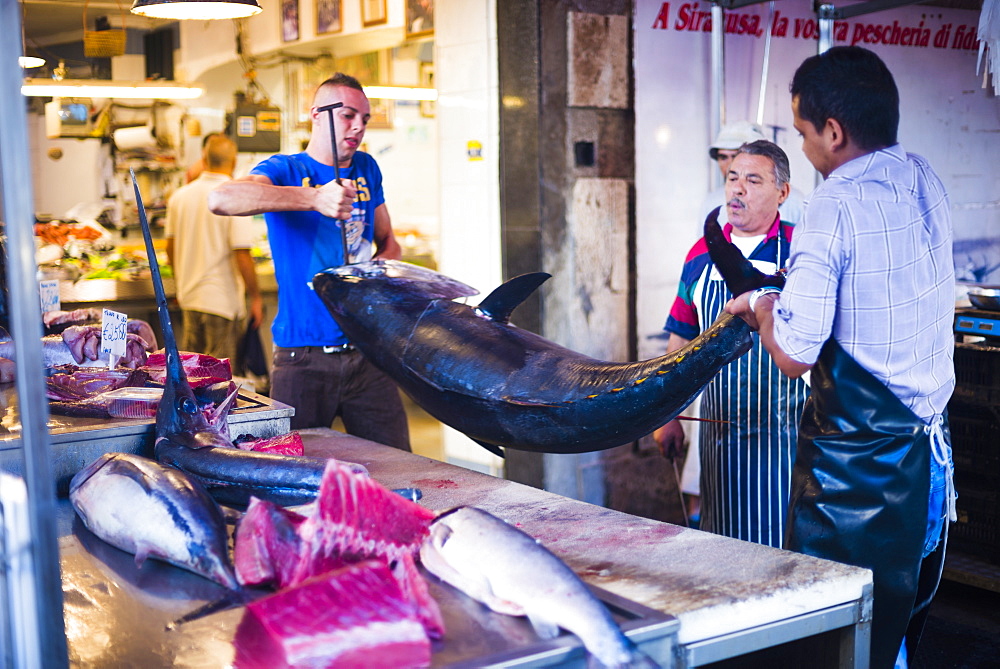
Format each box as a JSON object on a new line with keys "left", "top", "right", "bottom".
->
{"left": 131, "top": 0, "right": 262, "bottom": 20}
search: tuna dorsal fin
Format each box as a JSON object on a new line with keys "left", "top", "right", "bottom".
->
{"left": 477, "top": 272, "right": 551, "bottom": 323}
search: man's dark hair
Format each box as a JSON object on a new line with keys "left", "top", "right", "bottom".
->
{"left": 790, "top": 46, "right": 899, "bottom": 151}
{"left": 736, "top": 139, "right": 790, "bottom": 189}
{"left": 318, "top": 72, "right": 364, "bottom": 94}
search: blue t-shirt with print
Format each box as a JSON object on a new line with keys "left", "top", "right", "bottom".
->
{"left": 251, "top": 151, "right": 385, "bottom": 347}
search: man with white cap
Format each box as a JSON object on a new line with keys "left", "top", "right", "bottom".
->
{"left": 699, "top": 120, "right": 805, "bottom": 227}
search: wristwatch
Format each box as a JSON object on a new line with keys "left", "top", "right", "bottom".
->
{"left": 748, "top": 286, "right": 782, "bottom": 312}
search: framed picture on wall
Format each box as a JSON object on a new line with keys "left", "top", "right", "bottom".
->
{"left": 281, "top": 0, "right": 299, "bottom": 42}
{"left": 361, "top": 0, "right": 387, "bottom": 27}
{"left": 316, "top": 0, "right": 342, "bottom": 35}
{"left": 406, "top": 0, "right": 434, "bottom": 39}
{"left": 419, "top": 62, "right": 435, "bottom": 118}
{"left": 368, "top": 99, "right": 394, "bottom": 130}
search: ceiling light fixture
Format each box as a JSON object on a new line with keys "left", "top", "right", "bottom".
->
{"left": 19, "top": 56, "right": 45, "bottom": 69}
{"left": 363, "top": 86, "right": 438, "bottom": 102}
{"left": 130, "top": 0, "right": 262, "bottom": 20}
{"left": 21, "top": 79, "right": 205, "bottom": 100}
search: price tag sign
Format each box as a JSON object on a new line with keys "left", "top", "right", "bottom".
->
{"left": 100, "top": 308, "right": 128, "bottom": 367}
{"left": 39, "top": 280, "right": 60, "bottom": 314}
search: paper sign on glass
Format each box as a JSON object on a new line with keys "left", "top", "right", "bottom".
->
{"left": 100, "top": 308, "right": 128, "bottom": 367}
{"left": 39, "top": 280, "right": 60, "bottom": 314}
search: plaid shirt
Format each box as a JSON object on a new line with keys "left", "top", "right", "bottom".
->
{"left": 773, "top": 144, "right": 955, "bottom": 421}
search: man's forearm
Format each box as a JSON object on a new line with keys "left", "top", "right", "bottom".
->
{"left": 209, "top": 181, "right": 319, "bottom": 216}
{"left": 234, "top": 249, "right": 260, "bottom": 299}
{"left": 750, "top": 295, "right": 812, "bottom": 378}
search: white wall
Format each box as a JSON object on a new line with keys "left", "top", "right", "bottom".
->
{"left": 635, "top": 0, "right": 1000, "bottom": 359}
{"left": 30, "top": 115, "right": 108, "bottom": 220}
{"left": 174, "top": 0, "right": 500, "bottom": 471}
{"left": 434, "top": 0, "right": 503, "bottom": 474}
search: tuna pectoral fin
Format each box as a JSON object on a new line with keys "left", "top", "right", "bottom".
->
{"left": 133, "top": 545, "right": 152, "bottom": 569}
{"left": 477, "top": 272, "right": 551, "bottom": 323}
{"left": 525, "top": 612, "right": 560, "bottom": 640}
{"left": 472, "top": 438, "right": 505, "bottom": 459}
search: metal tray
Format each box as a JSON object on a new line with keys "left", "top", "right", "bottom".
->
{"left": 57, "top": 501, "right": 677, "bottom": 668}
{"left": 967, "top": 285, "right": 1000, "bottom": 311}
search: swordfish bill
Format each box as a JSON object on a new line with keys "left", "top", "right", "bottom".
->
{"left": 130, "top": 171, "right": 340, "bottom": 506}
{"left": 312, "top": 260, "right": 754, "bottom": 456}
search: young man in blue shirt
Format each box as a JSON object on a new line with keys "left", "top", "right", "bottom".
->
{"left": 210, "top": 73, "right": 409, "bottom": 450}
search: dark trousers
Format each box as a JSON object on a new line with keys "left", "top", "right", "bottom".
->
{"left": 271, "top": 346, "right": 410, "bottom": 451}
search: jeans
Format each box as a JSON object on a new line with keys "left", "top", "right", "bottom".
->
{"left": 923, "top": 415, "right": 955, "bottom": 557}
{"left": 271, "top": 345, "right": 410, "bottom": 451}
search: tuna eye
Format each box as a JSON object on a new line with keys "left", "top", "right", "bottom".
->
{"left": 180, "top": 397, "right": 198, "bottom": 414}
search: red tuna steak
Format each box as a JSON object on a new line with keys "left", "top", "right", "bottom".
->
{"left": 232, "top": 560, "right": 431, "bottom": 669}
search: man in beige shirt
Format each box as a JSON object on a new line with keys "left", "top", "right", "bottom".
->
{"left": 166, "top": 134, "right": 263, "bottom": 362}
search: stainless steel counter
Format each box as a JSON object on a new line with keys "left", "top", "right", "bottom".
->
{"left": 57, "top": 428, "right": 872, "bottom": 668}
{"left": 0, "top": 389, "right": 293, "bottom": 494}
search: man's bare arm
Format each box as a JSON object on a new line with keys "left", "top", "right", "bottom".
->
{"left": 371, "top": 203, "right": 402, "bottom": 260}
{"left": 208, "top": 174, "right": 355, "bottom": 220}
{"left": 233, "top": 248, "right": 263, "bottom": 328}
{"left": 726, "top": 291, "right": 812, "bottom": 378}
{"left": 652, "top": 333, "right": 693, "bottom": 458}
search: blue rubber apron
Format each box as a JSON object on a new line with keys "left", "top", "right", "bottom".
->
{"left": 696, "top": 226, "right": 810, "bottom": 548}
{"left": 787, "top": 338, "right": 944, "bottom": 669}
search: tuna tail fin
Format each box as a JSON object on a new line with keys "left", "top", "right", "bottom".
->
{"left": 477, "top": 272, "right": 551, "bottom": 323}
{"left": 703, "top": 206, "right": 785, "bottom": 296}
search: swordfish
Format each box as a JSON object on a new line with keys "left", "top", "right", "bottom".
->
{"left": 312, "top": 260, "right": 753, "bottom": 456}
{"left": 129, "top": 171, "right": 355, "bottom": 507}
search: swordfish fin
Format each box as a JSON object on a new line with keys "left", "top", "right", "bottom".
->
{"left": 132, "top": 170, "right": 208, "bottom": 444}
{"left": 703, "top": 206, "right": 785, "bottom": 296}
{"left": 132, "top": 170, "right": 187, "bottom": 392}
{"left": 477, "top": 272, "right": 551, "bottom": 324}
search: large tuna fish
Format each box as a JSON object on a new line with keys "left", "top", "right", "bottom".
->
{"left": 69, "top": 451, "right": 238, "bottom": 589}
{"left": 311, "top": 260, "right": 753, "bottom": 456}
{"left": 129, "top": 171, "right": 357, "bottom": 507}
{"left": 420, "top": 506, "right": 657, "bottom": 668}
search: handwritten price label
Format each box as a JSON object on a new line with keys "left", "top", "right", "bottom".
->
{"left": 39, "top": 280, "right": 60, "bottom": 314}
{"left": 100, "top": 309, "right": 128, "bottom": 367}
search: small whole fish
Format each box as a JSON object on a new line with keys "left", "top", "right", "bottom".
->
{"left": 69, "top": 451, "right": 238, "bottom": 590}
{"left": 420, "top": 506, "right": 657, "bottom": 668}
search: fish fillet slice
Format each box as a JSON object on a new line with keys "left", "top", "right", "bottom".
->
{"left": 233, "top": 497, "right": 307, "bottom": 588}
{"left": 289, "top": 459, "right": 436, "bottom": 586}
{"left": 232, "top": 560, "right": 431, "bottom": 669}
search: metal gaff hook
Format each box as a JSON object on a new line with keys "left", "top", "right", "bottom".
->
{"left": 316, "top": 101, "right": 350, "bottom": 265}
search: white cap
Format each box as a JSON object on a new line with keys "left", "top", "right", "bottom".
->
{"left": 709, "top": 121, "right": 767, "bottom": 158}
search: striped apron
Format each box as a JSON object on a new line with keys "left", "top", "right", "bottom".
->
{"left": 695, "top": 227, "right": 810, "bottom": 548}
